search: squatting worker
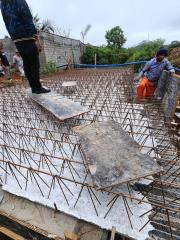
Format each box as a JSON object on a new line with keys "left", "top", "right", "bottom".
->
{"left": 0, "top": 41, "right": 11, "bottom": 79}
{"left": 0, "top": 42, "right": 9, "bottom": 67}
{"left": 135, "top": 48, "right": 175, "bottom": 102}
{"left": 0, "top": 0, "right": 51, "bottom": 94}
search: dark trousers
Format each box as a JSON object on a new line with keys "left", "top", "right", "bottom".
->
{"left": 15, "top": 40, "right": 42, "bottom": 90}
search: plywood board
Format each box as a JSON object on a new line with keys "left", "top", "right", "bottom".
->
{"left": 0, "top": 226, "right": 24, "bottom": 240}
{"left": 74, "top": 121, "right": 161, "bottom": 188}
{"left": 28, "top": 91, "right": 89, "bottom": 120}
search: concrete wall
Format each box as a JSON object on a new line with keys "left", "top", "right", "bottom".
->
{"left": 0, "top": 32, "right": 84, "bottom": 69}
{"left": 40, "top": 32, "right": 84, "bottom": 69}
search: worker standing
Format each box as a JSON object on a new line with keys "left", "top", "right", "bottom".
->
{"left": 135, "top": 48, "right": 175, "bottom": 102}
{"left": 0, "top": 0, "right": 51, "bottom": 94}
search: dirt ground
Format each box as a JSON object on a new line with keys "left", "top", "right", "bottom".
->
{"left": 0, "top": 72, "right": 23, "bottom": 88}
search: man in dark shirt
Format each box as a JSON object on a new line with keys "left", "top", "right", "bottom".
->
{"left": 0, "top": 0, "right": 50, "bottom": 94}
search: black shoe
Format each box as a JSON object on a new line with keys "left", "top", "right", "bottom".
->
{"left": 32, "top": 87, "right": 51, "bottom": 94}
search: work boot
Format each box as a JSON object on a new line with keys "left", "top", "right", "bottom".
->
{"left": 32, "top": 87, "right": 51, "bottom": 94}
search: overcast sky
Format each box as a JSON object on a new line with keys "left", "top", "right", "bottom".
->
{"left": 0, "top": 0, "right": 180, "bottom": 47}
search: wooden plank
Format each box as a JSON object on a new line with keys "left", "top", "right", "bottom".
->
{"left": 110, "top": 227, "right": 116, "bottom": 240}
{"left": 0, "top": 210, "right": 50, "bottom": 238}
{"left": 74, "top": 121, "right": 161, "bottom": 188}
{"left": 28, "top": 91, "right": 89, "bottom": 121}
{"left": 0, "top": 226, "right": 24, "bottom": 240}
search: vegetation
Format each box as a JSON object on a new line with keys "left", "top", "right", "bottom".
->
{"left": 82, "top": 26, "right": 180, "bottom": 68}
{"left": 127, "top": 38, "right": 165, "bottom": 61}
{"left": 42, "top": 61, "right": 59, "bottom": 74}
{"left": 105, "top": 26, "right": 126, "bottom": 49}
{"left": 81, "top": 46, "right": 129, "bottom": 65}
{"left": 3, "top": 79, "right": 14, "bottom": 87}
{"left": 168, "top": 41, "right": 180, "bottom": 51}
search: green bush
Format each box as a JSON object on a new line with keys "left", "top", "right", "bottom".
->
{"left": 3, "top": 79, "right": 14, "bottom": 87}
{"left": 42, "top": 61, "right": 58, "bottom": 74}
{"left": 81, "top": 46, "right": 97, "bottom": 64}
{"left": 81, "top": 38, "right": 180, "bottom": 69}
{"left": 81, "top": 40, "right": 164, "bottom": 65}
{"left": 126, "top": 39, "right": 165, "bottom": 62}
{"left": 81, "top": 46, "right": 129, "bottom": 65}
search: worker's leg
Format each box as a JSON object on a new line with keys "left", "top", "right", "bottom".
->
{"left": 136, "top": 77, "right": 149, "bottom": 101}
{"left": 15, "top": 40, "right": 42, "bottom": 90}
{"left": 136, "top": 77, "right": 156, "bottom": 101}
{"left": 146, "top": 82, "right": 156, "bottom": 99}
{"left": 30, "top": 45, "right": 41, "bottom": 90}
{"left": 3, "top": 66, "right": 11, "bottom": 80}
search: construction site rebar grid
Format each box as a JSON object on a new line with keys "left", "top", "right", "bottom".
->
{"left": 0, "top": 68, "right": 179, "bottom": 240}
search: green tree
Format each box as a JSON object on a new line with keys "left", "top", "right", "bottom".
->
{"left": 81, "top": 46, "right": 129, "bottom": 64}
{"left": 32, "top": 13, "right": 55, "bottom": 33}
{"left": 105, "top": 26, "right": 126, "bottom": 48}
{"left": 81, "top": 46, "right": 97, "bottom": 64}
{"left": 127, "top": 38, "right": 165, "bottom": 61}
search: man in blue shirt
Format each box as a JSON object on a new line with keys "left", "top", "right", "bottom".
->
{"left": 136, "top": 48, "right": 175, "bottom": 102}
{"left": 0, "top": 0, "right": 50, "bottom": 94}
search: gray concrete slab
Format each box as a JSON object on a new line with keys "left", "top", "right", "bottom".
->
{"left": 74, "top": 121, "right": 161, "bottom": 188}
{"left": 28, "top": 91, "right": 89, "bottom": 120}
{"left": 157, "top": 71, "right": 180, "bottom": 118}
